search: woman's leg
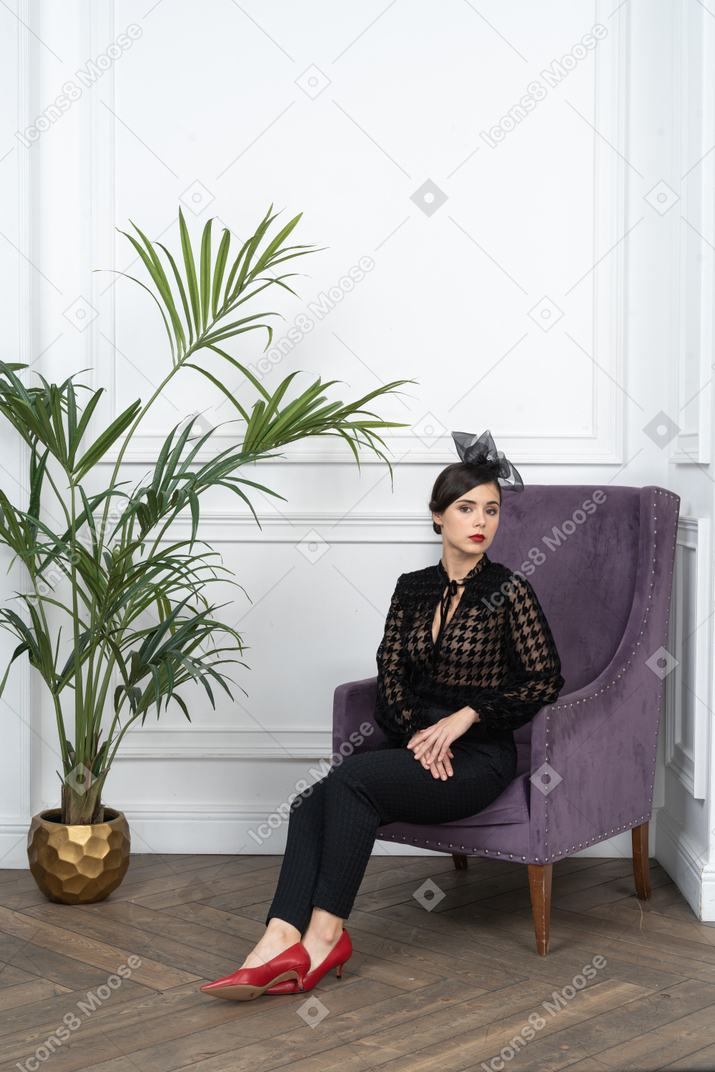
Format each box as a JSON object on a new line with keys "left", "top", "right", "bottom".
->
{"left": 238, "top": 775, "right": 330, "bottom": 970}
{"left": 265, "top": 775, "right": 329, "bottom": 934}
{"left": 310, "top": 739, "right": 516, "bottom": 923}
{"left": 262, "top": 740, "right": 396, "bottom": 936}
{"left": 240, "top": 742, "right": 396, "bottom": 971}
{"left": 239, "top": 739, "right": 514, "bottom": 969}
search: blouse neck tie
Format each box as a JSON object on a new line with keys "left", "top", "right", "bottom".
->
{"left": 432, "top": 555, "right": 488, "bottom": 668}
{"left": 432, "top": 577, "right": 464, "bottom": 668}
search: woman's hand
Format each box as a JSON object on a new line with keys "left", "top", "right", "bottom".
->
{"left": 408, "top": 732, "right": 454, "bottom": 779}
{"left": 407, "top": 707, "right": 479, "bottom": 779}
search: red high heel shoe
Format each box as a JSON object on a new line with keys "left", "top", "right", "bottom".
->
{"left": 200, "top": 941, "right": 310, "bottom": 1000}
{"left": 264, "top": 928, "right": 352, "bottom": 994}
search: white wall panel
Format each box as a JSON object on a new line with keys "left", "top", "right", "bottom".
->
{"left": 1, "top": 0, "right": 713, "bottom": 895}
{"left": 103, "top": 0, "right": 626, "bottom": 465}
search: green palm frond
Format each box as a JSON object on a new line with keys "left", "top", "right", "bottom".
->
{"left": 0, "top": 203, "right": 420, "bottom": 824}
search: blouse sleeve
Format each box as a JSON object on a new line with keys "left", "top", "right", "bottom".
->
{"left": 467, "top": 573, "right": 565, "bottom": 732}
{"left": 373, "top": 579, "right": 430, "bottom": 747}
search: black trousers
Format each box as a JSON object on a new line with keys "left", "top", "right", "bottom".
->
{"left": 265, "top": 704, "right": 518, "bottom": 933}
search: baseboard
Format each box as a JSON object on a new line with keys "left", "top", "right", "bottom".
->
{"left": 0, "top": 808, "right": 662, "bottom": 868}
{"left": 0, "top": 809, "right": 443, "bottom": 866}
{"left": 655, "top": 806, "right": 715, "bottom": 920}
{"left": 123, "top": 808, "right": 445, "bottom": 857}
{"left": 0, "top": 823, "right": 31, "bottom": 869}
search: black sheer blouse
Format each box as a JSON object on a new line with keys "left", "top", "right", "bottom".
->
{"left": 373, "top": 552, "right": 565, "bottom": 747}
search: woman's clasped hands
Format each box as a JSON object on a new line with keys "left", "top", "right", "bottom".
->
{"left": 406, "top": 707, "right": 479, "bottom": 780}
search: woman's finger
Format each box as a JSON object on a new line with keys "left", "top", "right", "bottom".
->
{"left": 414, "top": 735, "right": 438, "bottom": 759}
{"left": 419, "top": 748, "right": 441, "bottom": 773}
{"left": 432, "top": 756, "right": 450, "bottom": 779}
{"left": 437, "top": 740, "right": 455, "bottom": 762}
{"left": 407, "top": 733, "right": 426, "bottom": 751}
{"left": 411, "top": 718, "right": 446, "bottom": 753}
{"left": 427, "top": 734, "right": 450, "bottom": 764}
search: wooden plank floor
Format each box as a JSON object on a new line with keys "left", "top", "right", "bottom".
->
{"left": 1, "top": 853, "right": 715, "bottom": 1072}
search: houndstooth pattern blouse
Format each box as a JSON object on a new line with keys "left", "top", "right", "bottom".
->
{"left": 373, "top": 552, "right": 565, "bottom": 748}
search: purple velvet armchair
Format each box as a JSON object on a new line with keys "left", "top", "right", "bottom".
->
{"left": 332, "top": 484, "right": 680, "bottom": 956}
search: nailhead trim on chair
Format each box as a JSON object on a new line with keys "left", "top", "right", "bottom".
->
{"left": 384, "top": 830, "right": 528, "bottom": 861}
{"left": 540, "top": 490, "right": 677, "bottom": 862}
{"left": 382, "top": 490, "right": 679, "bottom": 865}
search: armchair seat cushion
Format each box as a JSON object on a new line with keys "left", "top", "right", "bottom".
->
{"left": 342, "top": 685, "right": 536, "bottom": 831}
{"left": 377, "top": 726, "right": 534, "bottom": 844}
{"left": 376, "top": 770, "right": 530, "bottom": 842}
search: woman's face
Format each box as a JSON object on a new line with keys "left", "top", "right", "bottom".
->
{"left": 432, "top": 482, "right": 501, "bottom": 556}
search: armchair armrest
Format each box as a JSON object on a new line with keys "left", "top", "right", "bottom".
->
{"left": 332, "top": 676, "right": 382, "bottom": 756}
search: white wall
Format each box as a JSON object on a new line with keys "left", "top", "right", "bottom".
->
{"left": 0, "top": 0, "right": 713, "bottom": 918}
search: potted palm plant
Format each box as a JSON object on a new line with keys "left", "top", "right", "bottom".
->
{"left": 0, "top": 205, "right": 413, "bottom": 903}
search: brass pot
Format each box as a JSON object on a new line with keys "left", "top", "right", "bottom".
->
{"left": 27, "top": 807, "right": 131, "bottom": 904}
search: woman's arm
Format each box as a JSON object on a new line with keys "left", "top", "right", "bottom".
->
{"left": 410, "top": 572, "right": 564, "bottom": 773}
{"left": 466, "top": 573, "right": 565, "bottom": 731}
{"left": 373, "top": 580, "right": 430, "bottom": 748}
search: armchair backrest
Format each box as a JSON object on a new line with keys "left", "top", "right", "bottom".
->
{"left": 490, "top": 485, "right": 648, "bottom": 693}
{"left": 333, "top": 484, "right": 680, "bottom": 760}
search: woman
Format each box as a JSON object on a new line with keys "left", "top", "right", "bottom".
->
{"left": 200, "top": 429, "right": 565, "bottom": 1001}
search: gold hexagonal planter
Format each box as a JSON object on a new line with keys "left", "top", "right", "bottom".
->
{"left": 27, "top": 807, "right": 131, "bottom": 904}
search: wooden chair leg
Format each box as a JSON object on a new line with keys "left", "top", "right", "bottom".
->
{"left": 528, "top": 863, "right": 552, "bottom": 956}
{"left": 452, "top": 853, "right": 468, "bottom": 870}
{"left": 632, "top": 822, "right": 651, "bottom": 900}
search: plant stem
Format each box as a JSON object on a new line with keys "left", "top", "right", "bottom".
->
{"left": 70, "top": 480, "right": 85, "bottom": 772}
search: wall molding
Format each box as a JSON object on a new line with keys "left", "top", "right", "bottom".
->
{"left": 590, "top": 0, "right": 628, "bottom": 469}
{"left": 159, "top": 510, "right": 445, "bottom": 544}
{"left": 10, "top": 0, "right": 34, "bottom": 832}
{"left": 115, "top": 726, "right": 334, "bottom": 759}
{"left": 656, "top": 805, "right": 714, "bottom": 920}
{"left": 86, "top": 1, "right": 117, "bottom": 424}
{"left": 665, "top": 517, "right": 711, "bottom": 799}
{"left": 105, "top": 429, "right": 626, "bottom": 467}
{"left": 96, "top": 0, "right": 628, "bottom": 468}
{"left": 105, "top": 503, "right": 649, "bottom": 546}
{"left": 671, "top": 0, "right": 713, "bottom": 465}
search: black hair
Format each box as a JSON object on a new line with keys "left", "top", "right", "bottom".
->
{"left": 429, "top": 463, "right": 501, "bottom": 535}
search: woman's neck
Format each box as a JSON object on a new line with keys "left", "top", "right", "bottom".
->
{"left": 439, "top": 548, "right": 486, "bottom": 583}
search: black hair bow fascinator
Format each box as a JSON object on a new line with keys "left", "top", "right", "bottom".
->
{"left": 451, "top": 429, "right": 524, "bottom": 492}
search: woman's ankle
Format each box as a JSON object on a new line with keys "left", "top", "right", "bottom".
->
{"left": 303, "top": 908, "right": 343, "bottom": 945}
{"left": 264, "top": 918, "right": 301, "bottom": 945}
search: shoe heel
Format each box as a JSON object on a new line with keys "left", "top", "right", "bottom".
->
{"left": 337, "top": 963, "right": 344, "bottom": 978}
